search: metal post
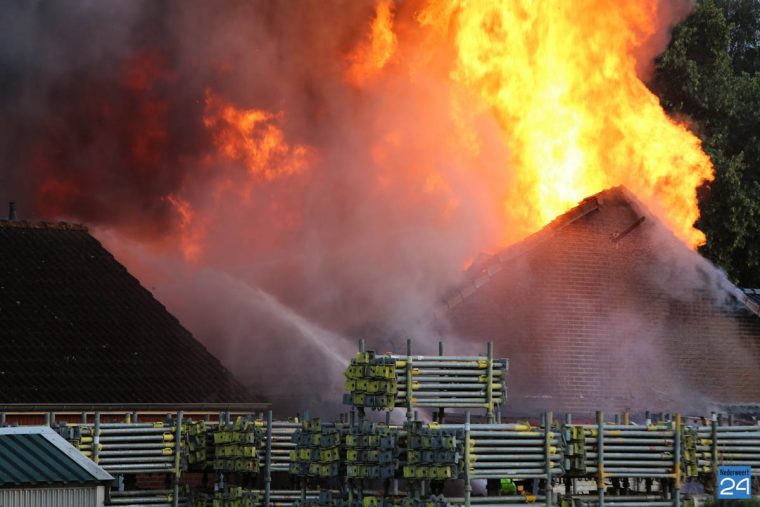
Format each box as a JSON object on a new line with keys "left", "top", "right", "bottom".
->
{"left": 674, "top": 413, "right": 681, "bottom": 507}
{"left": 0, "top": 412, "right": 5, "bottom": 427}
{"left": 597, "top": 411, "right": 605, "bottom": 507}
{"left": 359, "top": 339, "right": 365, "bottom": 354}
{"left": 566, "top": 408, "right": 574, "bottom": 496}
{"left": 93, "top": 412, "right": 101, "bottom": 464}
{"left": 464, "top": 410, "right": 471, "bottom": 507}
{"left": 172, "top": 411, "right": 183, "bottom": 507}
{"left": 44, "top": 413, "right": 50, "bottom": 427}
{"left": 623, "top": 411, "right": 629, "bottom": 425}
{"left": 486, "top": 341, "right": 494, "bottom": 423}
{"left": 545, "top": 411, "right": 553, "bottom": 507}
{"left": 81, "top": 412, "right": 87, "bottom": 425}
{"left": 406, "top": 339, "right": 413, "bottom": 421}
{"left": 265, "top": 410, "right": 273, "bottom": 507}
{"left": 710, "top": 416, "right": 718, "bottom": 503}
{"left": 438, "top": 341, "right": 445, "bottom": 424}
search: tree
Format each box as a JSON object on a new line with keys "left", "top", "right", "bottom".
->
{"left": 650, "top": 0, "right": 760, "bottom": 286}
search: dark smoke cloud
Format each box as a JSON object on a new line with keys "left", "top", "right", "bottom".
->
{"left": 0, "top": 0, "right": 510, "bottom": 413}
{"left": 0, "top": 0, "right": 205, "bottom": 236}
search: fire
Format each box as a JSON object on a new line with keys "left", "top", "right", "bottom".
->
{"left": 165, "top": 194, "right": 204, "bottom": 263}
{"left": 203, "top": 90, "right": 313, "bottom": 181}
{"left": 345, "top": 0, "right": 398, "bottom": 87}
{"left": 418, "top": 0, "right": 713, "bottom": 246}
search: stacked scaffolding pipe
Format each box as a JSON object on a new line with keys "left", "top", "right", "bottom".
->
{"left": 440, "top": 419, "right": 562, "bottom": 480}
{"left": 344, "top": 340, "right": 506, "bottom": 419}
{"left": 8, "top": 338, "right": 760, "bottom": 507}
{"left": 75, "top": 421, "right": 181, "bottom": 475}
{"left": 108, "top": 489, "right": 186, "bottom": 506}
{"left": 448, "top": 496, "right": 547, "bottom": 505}
{"left": 695, "top": 423, "right": 760, "bottom": 474}
{"left": 270, "top": 420, "right": 300, "bottom": 472}
{"left": 263, "top": 489, "right": 321, "bottom": 506}
{"left": 394, "top": 354, "right": 507, "bottom": 411}
{"left": 574, "top": 423, "right": 677, "bottom": 479}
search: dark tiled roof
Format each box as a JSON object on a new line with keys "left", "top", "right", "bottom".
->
{"left": 0, "top": 220, "right": 257, "bottom": 403}
{"left": 0, "top": 427, "right": 112, "bottom": 486}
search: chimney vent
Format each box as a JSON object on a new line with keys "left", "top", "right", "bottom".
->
{"left": 8, "top": 202, "right": 16, "bottom": 221}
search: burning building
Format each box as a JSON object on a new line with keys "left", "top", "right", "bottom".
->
{"left": 443, "top": 186, "right": 760, "bottom": 415}
{"left": 0, "top": 1, "right": 754, "bottom": 414}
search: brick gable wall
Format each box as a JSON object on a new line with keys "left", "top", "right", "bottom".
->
{"left": 446, "top": 189, "right": 760, "bottom": 415}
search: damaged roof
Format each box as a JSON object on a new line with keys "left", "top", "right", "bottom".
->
{"left": 444, "top": 186, "right": 760, "bottom": 318}
{"left": 0, "top": 219, "right": 258, "bottom": 403}
{"left": 743, "top": 288, "right": 760, "bottom": 314}
{"left": 442, "top": 185, "right": 760, "bottom": 413}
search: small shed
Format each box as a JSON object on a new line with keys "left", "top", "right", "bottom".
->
{"left": 0, "top": 426, "right": 112, "bottom": 507}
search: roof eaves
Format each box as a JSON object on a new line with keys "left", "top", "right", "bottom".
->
{"left": 0, "top": 219, "right": 88, "bottom": 232}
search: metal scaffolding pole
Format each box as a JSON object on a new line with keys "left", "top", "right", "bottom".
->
{"left": 545, "top": 411, "right": 553, "bottom": 507}
{"left": 465, "top": 410, "right": 472, "bottom": 507}
{"left": 172, "top": 410, "right": 183, "bottom": 507}
{"left": 265, "top": 410, "right": 273, "bottom": 507}
{"left": 674, "top": 414, "right": 681, "bottom": 507}
{"left": 597, "top": 411, "right": 605, "bottom": 507}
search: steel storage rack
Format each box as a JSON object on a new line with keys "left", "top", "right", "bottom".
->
{"left": 2, "top": 346, "right": 760, "bottom": 506}
{"left": 343, "top": 340, "right": 507, "bottom": 422}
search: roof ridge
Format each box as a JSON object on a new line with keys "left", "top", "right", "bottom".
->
{"left": 441, "top": 187, "right": 621, "bottom": 311}
{"left": 0, "top": 219, "right": 88, "bottom": 231}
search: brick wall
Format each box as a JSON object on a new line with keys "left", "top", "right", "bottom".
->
{"left": 446, "top": 188, "right": 760, "bottom": 415}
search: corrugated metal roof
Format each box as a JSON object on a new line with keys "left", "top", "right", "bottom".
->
{"left": 0, "top": 427, "right": 111, "bottom": 487}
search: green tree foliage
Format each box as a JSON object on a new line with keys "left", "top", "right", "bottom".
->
{"left": 650, "top": 0, "right": 760, "bottom": 286}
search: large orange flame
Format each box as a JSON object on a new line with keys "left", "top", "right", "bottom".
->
{"left": 418, "top": 0, "right": 713, "bottom": 246}
{"left": 346, "top": 0, "right": 398, "bottom": 87}
{"left": 165, "top": 194, "right": 205, "bottom": 263}
{"left": 203, "top": 90, "right": 313, "bottom": 181}
{"left": 171, "top": 1, "right": 714, "bottom": 265}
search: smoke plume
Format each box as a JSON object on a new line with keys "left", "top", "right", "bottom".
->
{"left": 1, "top": 0, "right": 718, "bottom": 413}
